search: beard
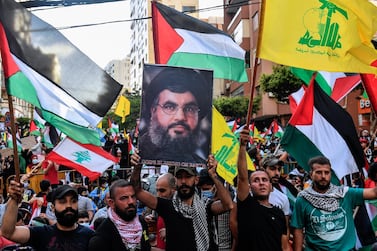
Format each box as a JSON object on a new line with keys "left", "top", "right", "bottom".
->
{"left": 313, "top": 180, "right": 330, "bottom": 191}
{"left": 115, "top": 205, "right": 137, "bottom": 222}
{"left": 55, "top": 207, "right": 78, "bottom": 227}
{"left": 177, "top": 184, "right": 196, "bottom": 200}
{"left": 148, "top": 119, "right": 198, "bottom": 154}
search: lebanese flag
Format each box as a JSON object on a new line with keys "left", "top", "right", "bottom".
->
{"left": 152, "top": 1, "right": 248, "bottom": 82}
{"left": 281, "top": 78, "right": 365, "bottom": 183}
{"left": 0, "top": 0, "right": 122, "bottom": 146}
{"left": 46, "top": 137, "right": 118, "bottom": 181}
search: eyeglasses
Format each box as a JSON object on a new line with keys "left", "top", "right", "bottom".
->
{"left": 157, "top": 103, "right": 200, "bottom": 117}
{"left": 156, "top": 188, "right": 167, "bottom": 193}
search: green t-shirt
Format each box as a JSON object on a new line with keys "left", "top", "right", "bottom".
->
{"left": 291, "top": 187, "right": 364, "bottom": 251}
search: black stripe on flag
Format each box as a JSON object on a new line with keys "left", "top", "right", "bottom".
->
{"left": 313, "top": 82, "right": 365, "bottom": 170}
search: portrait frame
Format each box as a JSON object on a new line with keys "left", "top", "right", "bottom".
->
{"left": 138, "top": 64, "right": 213, "bottom": 168}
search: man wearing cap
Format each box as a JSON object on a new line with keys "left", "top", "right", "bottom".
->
{"left": 131, "top": 153, "right": 233, "bottom": 251}
{"left": 138, "top": 66, "right": 212, "bottom": 165}
{"left": 2, "top": 181, "right": 94, "bottom": 251}
{"left": 236, "top": 127, "right": 287, "bottom": 251}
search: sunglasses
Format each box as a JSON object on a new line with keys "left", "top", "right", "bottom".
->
{"left": 156, "top": 188, "right": 167, "bottom": 193}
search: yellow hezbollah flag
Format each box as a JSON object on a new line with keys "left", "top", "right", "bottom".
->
{"left": 258, "top": 0, "right": 377, "bottom": 74}
{"left": 212, "top": 107, "right": 255, "bottom": 185}
{"left": 114, "top": 96, "right": 131, "bottom": 123}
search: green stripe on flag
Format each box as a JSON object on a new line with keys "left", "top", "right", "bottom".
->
{"left": 281, "top": 124, "right": 340, "bottom": 185}
{"left": 168, "top": 53, "right": 248, "bottom": 82}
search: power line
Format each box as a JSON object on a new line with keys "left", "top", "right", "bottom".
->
{"left": 29, "top": 0, "right": 257, "bottom": 31}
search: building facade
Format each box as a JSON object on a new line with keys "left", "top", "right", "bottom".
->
{"left": 129, "top": 0, "right": 199, "bottom": 94}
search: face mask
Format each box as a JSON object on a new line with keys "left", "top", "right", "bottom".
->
{"left": 23, "top": 182, "right": 29, "bottom": 188}
{"left": 201, "top": 190, "right": 214, "bottom": 199}
{"left": 32, "top": 159, "right": 39, "bottom": 164}
{"left": 79, "top": 222, "right": 90, "bottom": 227}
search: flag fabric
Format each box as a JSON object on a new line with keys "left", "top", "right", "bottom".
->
{"left": 42, "top": 124, "right": 60, "bottom": 149}
{"left": 0, "top": 0, "right": 122, "bottom": 146}
{"left": 33, "top": 109, "right": 46, "bottom": 130}
{"left": 250, "top": 123, "right": 264, "bottom": 143}
{"left": 226, "top": 120, "right": 238, "bottom": 133}
{"left": 212, "top": 107, "right": 255, "bottom": 184}
{"left": 29, "top": 120, "right": 40, "bottom": 136}
{"left": 361, "top": 60, "right": 377, "bottom": 113}
{"left": 280, "top": 79, "right": 365, "bottom": 183}
{"left": 46, "top": 137, "right": 118, "bottom": 181}
{"left": 114, "top": 96, "right": 131, "bottom": 123}
{"left": 258, "top": 0, "right": 377, "bottom": 75}
{"left": 152, "top": 1, "right": 248, "bottom": 82}
{"left": 6, "top": 131, "right": 22, "bottom": 152}
{"left": 127, "top": 134, "right": 135, "bottom": 155}
{"left": 290, "top": 68, "right": 361, "bottom": 113}
{"left": 108, "top": 118, "right": 119, "bottom": 136}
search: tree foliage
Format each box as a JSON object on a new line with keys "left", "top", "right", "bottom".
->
{"left": 213, "top": 95, "right": 261, "bottom": 118}
{"left": 259, "top": 65, "right": 303, "bottom": 102}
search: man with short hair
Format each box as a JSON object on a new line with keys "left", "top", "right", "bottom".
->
{"left": 88, "top": 179, "right": 150, "bottom": 251}
{"left": 236, "top": 128, "right": 287, "bottom": 251}
{"left": 291, "top": 156, "right": 377, "bottom": 250}
{"left": 139, "top": 66, "right": 212, "bottom": 165}
{"left": 131, "top": 153, "right": 233, "bottom": 251}
{"left": 153, "top": 173, "right": 176, "bottom": 250}
{"left": 2, "top": 182, "right": 94, "bottom": 251}
{"left": 262, "top": 155, "right": 291, "bottom": 250}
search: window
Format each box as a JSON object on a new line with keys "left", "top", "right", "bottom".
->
{"left": 252, "top": 12, "right": 259, "bottom": 31}
{"left": 182, "top": 6, "right": 195, "bottom": 13}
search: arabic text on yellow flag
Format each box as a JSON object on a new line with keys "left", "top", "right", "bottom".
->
{"left": 114, "top": 96, "right": 131, "bottom": 123}
{"left": 258, "top": 0, "right": 377, "bottom": 74}
{"left": 212, "top": 107, "right": 255, "bottom": 185}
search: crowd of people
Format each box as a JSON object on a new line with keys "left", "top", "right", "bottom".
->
{"left": 0, "top": 124, "right": 377, "bottom": 251}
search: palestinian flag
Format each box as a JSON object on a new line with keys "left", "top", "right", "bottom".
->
{"left": 6, "top": 131, "right": 22, "bottom": 152}
{"left": 46, "top": 137, "right": 118, "bottom": 181}
{"left": 281, "top": 78, "right": 365, "bottom": 183}
{"left": 290, "top": 68, "right": 361, "bottom": 113}
{"left": 0, "top": 0, "right": 122, "bottom": 146}
{"left": 152, "top": 1, "right": 248, "bottom": 82}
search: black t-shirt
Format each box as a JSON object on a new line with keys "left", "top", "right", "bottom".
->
{"left": 27, "top": 224, "right": 94, "bottom": 251}
{"left": 156, "top": 197, "right": 199, "bottom": 251}
{"left": 236, "top": 194, "right": 286, "bottom": 251}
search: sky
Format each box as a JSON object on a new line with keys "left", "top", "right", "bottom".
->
{"left": 32, "top": 1, "right": 131, "bottom": 68}
{"left": 31, "top": 0, "right": 224, "bottom": 69}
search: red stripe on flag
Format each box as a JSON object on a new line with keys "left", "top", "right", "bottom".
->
{"left": 289, "top": 75, "right": 316, "bottom": 126}
{"left": 361, "top": 60, "right": 377, "bottom": 112}
{"left": 152, "top": 1, "right": 183, "bottom": 64}
{"left": 0, "top": 23, "right": 20, "bottom": 78}
{"left": 331, "top": 75, "right": 361, "bottom": 102}
{"left": 47, "top": 151, "right": 101, "bottom": 181}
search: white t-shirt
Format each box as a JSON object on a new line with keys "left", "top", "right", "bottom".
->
{"left": 269, "top": 188, "right": 291, "bottom": 216}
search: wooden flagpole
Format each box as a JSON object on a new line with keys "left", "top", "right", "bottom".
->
{"left": 246, "top": 0, "right": 265, "bottom": 127}
{"left": 7, "top": 94, "right": 20, "bottom": 182}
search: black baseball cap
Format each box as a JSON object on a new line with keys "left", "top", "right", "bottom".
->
{"left": 174, "top": 166, "right": 198, "bottom": 176}
{"left": 52, "top": 185, "right": 78, "bottom": 202}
